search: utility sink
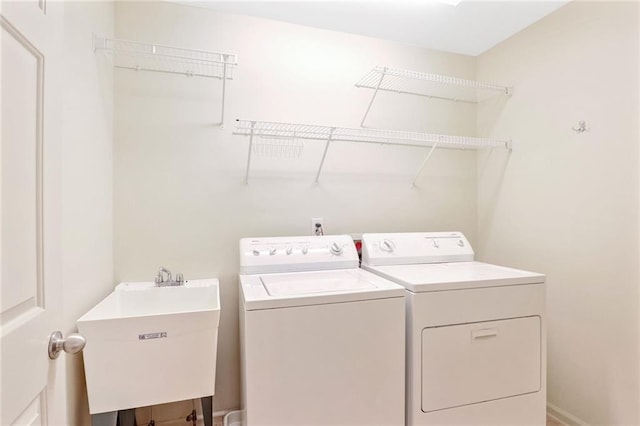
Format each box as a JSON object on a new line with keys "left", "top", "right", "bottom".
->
{"left": 77, "top": 279, "right": 220, "bottom": 415}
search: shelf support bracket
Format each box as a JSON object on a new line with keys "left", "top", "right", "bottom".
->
{"left": 360, "top": 67, "right": 387, "bottom": 127}
{"left": 220, "top": 57, "right": 229, "bottom": 127}
{"left": 314, "top": 128, "right": 335, "bottom": 184}
{"left": 412, "top": 141, "right": 439, "bottom": 187}
{"left": 244, "top": 121, "right": 256, "bottom": 184}
{"left": 92, "top": 33, "right": 108, "bottom": 53}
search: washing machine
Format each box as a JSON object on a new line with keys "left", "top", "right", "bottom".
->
{"left": 239, "top": 234, "right": 406, "bottom": 426}
{"left": 361, "top": 232, "right": 546, "bottom": 425}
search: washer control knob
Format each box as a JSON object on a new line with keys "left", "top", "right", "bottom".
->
{"left": 269, "top": 248, "right": 277, "bottom": 256}
{"left": 330, "top": 242, "right": 343, "bottom": 256}
{"left": 432, "top": 239, "right": 440, "bottom": 248}
{"left": 252, "top": 250, "right": 260, "bottom": 256}
{"left": 457, "top": 239, "right": 464, "bottom": 247}
{"left": 380, "top": 239, "right": 395, "bottom": 253}
{"left": 301, "top": 246, "right": 308, "bottom": 255}
{"left": 286, "top": 247, "right": 293, "bottom": 255}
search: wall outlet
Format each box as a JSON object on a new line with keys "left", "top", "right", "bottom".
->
{"left": 311, "top": 217, "right": 324, "bottom": 235}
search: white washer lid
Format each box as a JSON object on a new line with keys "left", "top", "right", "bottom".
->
{"left": 240, "top": 268, "right": 405, "bottom": 310}
{"left": 363, "top": 261, "right": 545, "bottom": 292}
{"left": 261, "top": 271, "right": 376, "bottom": 296}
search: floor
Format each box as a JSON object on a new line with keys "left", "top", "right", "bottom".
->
{"left": 139, "top": 409, "right": 564, "bottom": 425}
{"left": 216, "top": 413, "right": 565, "bottom": 426}
{"left": 216, "top": 413, "right": 565, "bottom": 425}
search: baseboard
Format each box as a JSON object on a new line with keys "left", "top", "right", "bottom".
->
{"left": 547, "top": 403, "right": 589, "bottom": 426}
{"left": 201, "top": 410, "right": 232, "bottom": 426}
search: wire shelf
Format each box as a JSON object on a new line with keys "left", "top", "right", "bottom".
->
{"left": 93, "top": 35, "right": 237, "bottom": 126}
{"left": 356, "top": 66, "right": 512, "bottom": 127}
{"left": 93, "top": 35, "right": 237, "bottom": 79}
{"left": 235, "top": 120, "right": 509, "bottom": 149}
{"left": 356, "top": 66, "right": 511, "bottom": 102}
{"left": 234, "top": 120, "right": 511, "bottom": 184}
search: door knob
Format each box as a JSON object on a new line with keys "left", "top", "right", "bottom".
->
{"left": 48, "top": 331, "right": 86, "bottom": 359}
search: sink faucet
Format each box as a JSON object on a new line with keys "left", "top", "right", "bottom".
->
{"left": 155, "top": 267, "right": 184, "bottom": 287}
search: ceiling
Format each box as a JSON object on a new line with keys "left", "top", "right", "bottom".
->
{"left": 175, "top": 0, "right": 570, "bottom": 56}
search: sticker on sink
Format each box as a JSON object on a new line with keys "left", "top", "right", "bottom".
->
{"left": 138, "top": 332, "right": 167, "bottom": 340}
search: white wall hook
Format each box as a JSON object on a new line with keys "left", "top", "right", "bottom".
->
{"left": 572, "top": 120, "right": 589, "bottom": 133}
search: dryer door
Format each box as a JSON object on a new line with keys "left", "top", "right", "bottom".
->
{"left": 421, "top": 316, "right": 541, "bottom": 413}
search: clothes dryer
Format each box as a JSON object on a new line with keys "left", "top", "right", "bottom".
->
{"left": 239, "top": 235, "right": 405, "bottom": 426}
{"left": 361, "top": 232, "right": 546, "bottom": 425}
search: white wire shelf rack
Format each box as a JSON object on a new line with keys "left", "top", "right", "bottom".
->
{"left": 234, "top": 120, "right": 511, "bottom": 185}
{"left": 93, "top": 34, "right": 237, "bottom": 126}
{"left": 356, "top": 66, "right": 512, "bottom": 127}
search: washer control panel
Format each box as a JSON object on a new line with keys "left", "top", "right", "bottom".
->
{"left": 240, "top": 235, "right": 359, "bottom": 274}
{"left": 361, "top": 232, "right": 474, "bottom": 266}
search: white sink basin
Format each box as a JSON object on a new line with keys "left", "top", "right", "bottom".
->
{"left": 77, "top": 279, "right": 220, "bottom": 414}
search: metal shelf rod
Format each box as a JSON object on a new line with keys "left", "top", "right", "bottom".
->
{"left": 220, "top": 60, "right": 228, "bottom": 127}
{"left": 111, "top": 50, "right": 231, "bottom": 65}
{"left": 314, "top": 128, "right": 335, "bottom": 183}
{"left": 113, "top": 65, "right": 227, "bottom": 80}
{"left": 360, "top": 67, "right": 387, "bottom": 127}
{"left": 412, "top": 142, "right": 439, "bottom": 186}
{"left": 354, "top": 86, "right": 476, "bottom": 104}
{"left": 244, "top": 122, "right": 256, "bottom": 184}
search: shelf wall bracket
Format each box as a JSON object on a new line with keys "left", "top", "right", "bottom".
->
{"left": 220, "top": 57, "right": 229, "bottom": 127}
{"left": 314, "top": 128, "right": 336, "bottom": 184}
{"left": 360, "top": 67, "right": 387, "bottom": 127}
{"left": 412, "top": 141, "right": 440, "bottom": 186}
{"left": 244, "top": 121, "right": 256, "bottom": 184}
{"left": 92, "top": 33, "right": 105, "bottom": 52}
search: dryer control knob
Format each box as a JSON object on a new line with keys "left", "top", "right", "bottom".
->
{"left": 380, "top": 239, "right": 395, "bottom": 253}
{"left": 431, "top": 239, "right": 440, "bottom": 248}
{"left": 330, "top": 242, "right": 343, "bottom": 256}
{"left": 286, "top": 247, "right": 293, "bottom": 255}
{"left": 301, "top": 246, "right": 308, "bottom": 255}
{"left": 269, "top": 248, "right": 277, "bottom": 256}
{"left": 457, "top": 239, "right": 464, "bottom": 247}
{"left": 252, "top": 250, "right": 260, "bottom": 256}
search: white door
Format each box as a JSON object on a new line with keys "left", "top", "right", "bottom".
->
{"left": 1, "top": 0, "right": 66, "bottom": 424}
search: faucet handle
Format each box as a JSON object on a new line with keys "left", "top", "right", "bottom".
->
{"left": 176, "top": 272, "right": 184, "bottom": 284}
{"left": 155, "top": 272, "right": 164, "bottom": 284}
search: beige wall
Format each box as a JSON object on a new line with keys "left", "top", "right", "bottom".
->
{"left": 58, "top": 1, "right": 640, "bottom": 424}
{"left": 113, "top": 1, "right": 480, "bottom": 414}
{"left": 62, "top": 2, "right": 114, "bottom": 424}
{"left": 477, "top": 1, "right": 639, "bottom": 424}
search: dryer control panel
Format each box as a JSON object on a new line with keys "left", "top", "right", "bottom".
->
{"left": 239, "top": 235, "right": 359, "bottom": 275}
{"left": 361, "top": 232, "right": 474, "bottom": 266}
